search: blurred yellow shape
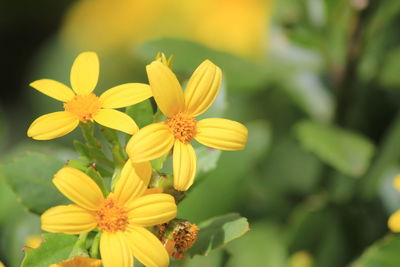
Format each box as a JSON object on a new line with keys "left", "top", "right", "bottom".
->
{"left": 288, "top": 251, "right": 313, "bottom": 267}
{"left": 25, "top": 234, "right": 43, "bottom": 249}
{"left": 0, "top": 261, "right": 4, "bottom": 267}
{"left": 61, "top": 0, "right": 273, "bottom": 58}
{"left": 388, "top": 210, "right": 400, "bottom": 232}
{"left": 393, "top": 174, "right": 400, "bottom": 191}
{"left": 50, "top": 256, "right": 101, "bottom": 267}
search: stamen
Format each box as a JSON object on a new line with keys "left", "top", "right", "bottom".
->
{"left": 64, "top": 93, "right": 101, "bottom": 122}
{"left": 95, "top": 196, "right": 128, "bottom": 233}
{"left": 166, "top": 113, "right": 197, "bottom": 143}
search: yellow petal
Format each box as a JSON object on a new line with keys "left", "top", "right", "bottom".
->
{"left": 389, "top": 210, "right": 400, "bottom": 232}
{"left": 99, "top": 83, "right": 152, "bottom": 109}
{"left": 184, "top": 60, "right": 222, "bottom": 117}
{"left": 114, "top": 160, "right": 151, "bottom": 206}
{"left": 143, "top": 187, "right": 163, "bottom": 196}
{"left": 126, "top": 123, "right": 174, "bottom": 162}
{"left": 125, "top": 226, "right": 169, "bottom": 267}
{"left": 173, "top": 141, "right": 196, "bottom": 191}
{"left": 70, "top": 52, "right": 99, "bottom": 95}
{"left": 41, "top": 205, "right": 96, "bottom": 234}
{"left": 195, "top": 118, "right": 248, "bottom": 151}
{"left": 100, "top": 232, "right": 133, "bottom": 267}
{"left": 53, "top": 167, "right": 104, "bottom": 210}
{"left": 146, "top": 60, "right": 184, "bottom": 117}
{"left": 127, "top": 193, "right": 177, "bottom": 226}
{"left": 30, "top": 79, "right": 75, "bottom": 102}
{"left": 50, "top": 256, "right": 102, "bottom": 267}
{"left": 93, "top": 109, "right": 138, "bottom": 134}
{"left": 27, "top": 111, "right": 79, "bottom": 140}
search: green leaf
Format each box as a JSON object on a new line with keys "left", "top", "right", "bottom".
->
{"left": 179, "top": 121, "right": 271, "bottom": 221}
{"left": 286, "top": 199, "right": 348, "bottom": 267}
{"left": 151, "top": 153, "right": 169, "bottom": 172}
{"left": 281, "top": 71, "right": 334, "bottom": 122}
{"left": 295, "top": 120, "right": 375, "bottom": 177}
{"left": 126, "top": 99, "right": 154, "bottom": 128}
{"left": 0, "top": 146, "right": 70, "bottom": 214}
{"left": 187, "top": 213, "right": 249, "bottom": 256}
{"left": 379, "top": 47, "right": 400, "bottom": 88}
{"left": 21, "top": 233, "right": 78, "bottom": 267}
{"left": 73, "top": 140, "right": 90, "bottom": 161}
{"left": 226, "top": 222, "right": 287, "bottom": 267}
{"left": 195, "top": 147, "right": 222, "bottom": 179}
{"left": 351, "top": 235, "right": 400, "bottom": 267}
{"left": 174, "top": 248, "right": 225, "bottom": 267}
{"left": 136, "top": 38, "right": 268, "bottom": 93}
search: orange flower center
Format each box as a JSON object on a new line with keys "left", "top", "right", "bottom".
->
{"left": 166, "top": 112, "right": 197, "bottom": 143}
{"left": 64, "top": 93, "right": 101, "bottom": 122}
{"left": 95, "top": 197, "right": 128, "bottom": 233}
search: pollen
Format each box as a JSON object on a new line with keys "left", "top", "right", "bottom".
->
{"left": 64, "top": 93, "right": 101, "bottom": 122}
{"left": 95, "top": 196, "right": 128, "bottom": 233}
{"left": 166, "top": 112, "right": 197, "bottom": 143}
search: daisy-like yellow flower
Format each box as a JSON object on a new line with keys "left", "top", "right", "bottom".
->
{"left": 41, "top": 161, "right": 177, "bottom": 267}
{"left": 126, "top": 60, "right": 248, "bottom": 191}
{"left": 388, "top": 175, "right": 400, "bottom": 232}
{"left": 27, "top": 51, "right": 152, "bottom": 140}
{"left": 50, "top": 256, "right": 101, "bottom": 267}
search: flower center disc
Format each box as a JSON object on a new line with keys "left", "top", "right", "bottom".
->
{"left": 166, "top": 113, "right": 197, "bottom": 143}
{"left": 95, "top": 197, "right": 128, "bottom": 233}
{"left": 64, "top": 93, "right": 101, "bottom": 122}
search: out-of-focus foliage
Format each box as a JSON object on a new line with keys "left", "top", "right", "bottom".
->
{"left": 3, "top": 0, "right": 400, "bottom": 266}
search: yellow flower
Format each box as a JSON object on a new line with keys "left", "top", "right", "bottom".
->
{"left": 41, "top": 161, "right": 177, "bottom": 267}
{"left": 50, "top": 256, "right": 101, "bottom": 267}
{"left": 0, "top": 261, "right": 4, "bottom": 267}
{"left": 61, "top": 0, "right": 273, "bottom": 58}
{"left": 388, "top": 175, "right": 400, "bottom": 232}
{"left": 126, "top": 60, "right": 248, "bottom": 191}
{"left": 27, "top": 51, "right": 152, "bottom": 140}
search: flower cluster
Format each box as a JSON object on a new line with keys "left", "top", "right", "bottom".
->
{"left": 28, "top": 52, "right": 248, "bottom": 267}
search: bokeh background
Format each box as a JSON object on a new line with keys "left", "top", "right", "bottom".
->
{"left": 2, "top": 0, "right": 400, "bottom": 266}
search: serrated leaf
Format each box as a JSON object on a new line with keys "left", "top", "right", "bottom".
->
{"left": 21, "top": 233, "right": 78, "bottom": 267}
{"left": 188, "top": 213, "right": 249, "bottom": 256}
{"left": 295, "top": 120, "right": 375, "bottom": 177}
{"left": 0, "top": 148, "right": 70, "bottom": 214}
{"left": 126, "top": 99, "right": 154, "bottom": 128}
{"left": 351, "top": 235, "right": 400, "bottom": 267}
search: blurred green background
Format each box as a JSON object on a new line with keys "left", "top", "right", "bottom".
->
{"left": 2, "top": 0, "right": 400, "bottom": 266}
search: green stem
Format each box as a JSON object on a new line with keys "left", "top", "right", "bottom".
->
{"left": 69, "top": 232, "right": 89, "bottom": 258}
{"left": 90, "top": 231, "right": 102, "bottom": 259}
{"left": 100, "top": 127, "right": 127, "bottom": 168}
{"left": 80, "top": 122, "right": 100, "bottom": 148}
